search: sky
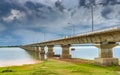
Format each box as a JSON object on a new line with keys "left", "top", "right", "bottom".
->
{"left": 0, "top": 0, "right": 120, "bottom": 46}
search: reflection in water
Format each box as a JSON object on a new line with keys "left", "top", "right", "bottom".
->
{"left": 53, "top": 46, "right": 120, "bottom": 60}
{"left": 53, "top": 46, "right": 98, "bottom": 60}
{"left": 0, "top": 46, "right": 120, "bottom": 67}
{"left": 25, "top": 50, "right": 47, "bottom": 60}
{"left": 0, "top": 48, "right": 36, "bottom": 67}
{"left": 26, "top": 50, "right": 40, "bottom": 60}
{"left": 26, "top": 46, "right": 120, "bottom": 60}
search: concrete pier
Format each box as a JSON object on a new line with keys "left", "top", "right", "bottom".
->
{"left": 47, "top": 45, "right": 54, "bottom": 58}
{"left": 35, "top": 46, "right": 40, "bottom": 59}
{"left": 27, "top": 46, "right": 35, "bottom": 51}
{"left": 21, "top": 27, "right": 120, "bottom": 66}
{"left": 35, "top": 46, "right": 39, "bottom": 52}
{"left": 40, "top": 46, "right": 45, "bottom": 60}
{"left": 94, "top": 42, "right": 119, "bottom": 66}
{"left": 60, "top": 44, "right": 71, "bottom": 59}
{"left": 25, "top": 47, "right": 32, "bottom": 51}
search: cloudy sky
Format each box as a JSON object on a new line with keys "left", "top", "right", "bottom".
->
{"left": 0, "top": 0, "right": 120, "bottom": 46}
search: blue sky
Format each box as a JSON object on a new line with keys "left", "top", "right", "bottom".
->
{"left": 0, "top": 0, "right": 120, "bottom": 46}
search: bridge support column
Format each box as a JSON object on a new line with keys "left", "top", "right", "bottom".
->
{"left": 40, "top": 46, "right": 45, "bottom": 60}
{"left": 94, "top": 42, "right": 119, "bottom": 66}
{"left": 26, "top": 47, "right": 31, "bottom": 51}
{"left": 60, "top": 44, "right": 71, "bottom": 59}
{"left": 29, "top": 46, "right": 34, "bottom": 51}
{"left": 35, "top": 46, "right": 39, "bottom": 52}
{"left": 35, "top": 46, "right": 40, "bottom": 59}
{"left": 32, "top": 47, "right": 36, "bottom": 51}
{"left": 47, "top": 45, "right": 54, "bottom": 58}
{"left": 22, "top": 47, "right": 27, "bottom": 50}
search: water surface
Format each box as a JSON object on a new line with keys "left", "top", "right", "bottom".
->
{"left": 0, "top": 46, "right": 120, "bottom": 67}
{"left": 53, "top": 46, "right": 120, "bottom": 60}
{"left": 0, "top": 48, "right": 36, "bottom": 67}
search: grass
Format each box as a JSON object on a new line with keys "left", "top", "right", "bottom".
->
{"left": 0, "top": 59, "right": 120, "bottom": 75}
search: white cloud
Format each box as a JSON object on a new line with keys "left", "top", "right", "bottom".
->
{"left": 16, "top": 0, "right": 58, "bottom": 6}
{"left": 0, "top": 36, "right": 19, "bottom": 46}
{"left": 62, "top": 0, "right": 79, "bottom": 9}
{"left": 0, "top": 23, "right": 6, "bottom": 32}
{"left": 13, "top": 4, "right": 120, "bottom": 36}
{"left": 67, "top": 4, "right": 120, "bottom": 28}
{"left": 106, "top": 5, "right": 120, "bottom": 19}
{"left": 95, "top": 0, "right": 107, "bottom": 4}
{"left": 3, "top": 9, "right": 26, "bottom": 22}
{"left": 13, "top": 29, "right": 59, "bottom": 45}
{"left": 13, "top": 29, "right": 42, "bottom": 44}
{"left": 1, "top": 0, "right": 120, "bottom": 45}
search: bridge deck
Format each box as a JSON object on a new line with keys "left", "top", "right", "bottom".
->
{"left": 25, "top": 26, "right": 120, "bottom": 46}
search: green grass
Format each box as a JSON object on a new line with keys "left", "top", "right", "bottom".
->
{"left": 0, "top": 59, "right": 120, "bottom": 75}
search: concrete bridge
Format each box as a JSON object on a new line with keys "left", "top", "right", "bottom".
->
{"left": 21, "top": 26, "right": 120, "bottom": 66}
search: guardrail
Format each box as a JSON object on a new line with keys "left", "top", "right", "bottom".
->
{"left": 47, "top": 25, "right": 120, "bottom": 42}
{"left": 28, "top": 25, "right": 120, "bottom": 45}
{"left": 73, "top": 25, "right": 120, "bottom": 37}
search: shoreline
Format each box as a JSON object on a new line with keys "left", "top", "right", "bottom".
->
{"left": 0, "top": 59, "right": 119, "bottom": 75}
{"left": 0, "top": 59, "right": 42, "bottom": 68}
{"left": 1, "top": 58, "right": 120, "bottom": 67}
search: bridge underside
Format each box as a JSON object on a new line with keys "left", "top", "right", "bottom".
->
{"left": 21, "top": 42, "right": 119, "bottom": 66}
{"left": 94, "top": 42, "right": 119, "bottom": 66}
{"left": 21, "top": 28, "right": 120, "bottom": 66}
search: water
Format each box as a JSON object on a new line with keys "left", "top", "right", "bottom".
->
{"left": 0, "top": 48, "right": 36, "bottom": 67}
{"left": 0, "top": 46, "right": 120, "bottom": 67}
{"left": 52, "top": 46, "right": 120, "bottom": 60}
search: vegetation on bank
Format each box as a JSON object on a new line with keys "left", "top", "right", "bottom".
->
{"left": 0, "top": 59, "right": 120, "bottom": 75}
{"left": 0, "top": 46, "right": 20, "bottom": 48}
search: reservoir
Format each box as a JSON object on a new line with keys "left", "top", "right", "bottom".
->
{"left": 0, "top": 46, "right": 120, "bottom": 67}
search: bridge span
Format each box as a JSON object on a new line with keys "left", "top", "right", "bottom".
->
{"left": 21, "top": 27, "right": 120, "bottom": 66}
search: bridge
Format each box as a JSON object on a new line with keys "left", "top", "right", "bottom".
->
{"left": 21, "top": 26, "right": 120, "bottom": 66}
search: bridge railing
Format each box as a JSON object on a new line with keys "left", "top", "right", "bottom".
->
{"left": 72, "top": 25, "right": 120, "bottom": 37}
{"left": 41, "top": 25, "right": 120, "bottom": 43}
